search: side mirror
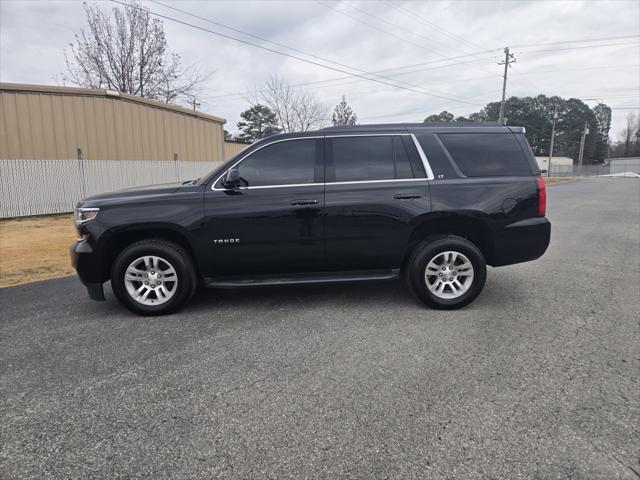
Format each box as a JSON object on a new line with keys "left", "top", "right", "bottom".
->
{"left": 222, "top": 168, "right": 241, "bottom": 189}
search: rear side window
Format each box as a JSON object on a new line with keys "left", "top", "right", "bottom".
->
{"left": 332, "top": 136, "right": 415, "bottom": 182}
{"left": 235, "top": 139, "right": 316, "bottom": 186}
{"left": 438, "top": 133, "right": 532, "bottom": 177}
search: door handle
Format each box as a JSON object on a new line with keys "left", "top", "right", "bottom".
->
{"left": 290, "top": 199, "right": 319, "bottom": 206}
{"left": 393, "top": 193, "right": 422, "bottom": 199}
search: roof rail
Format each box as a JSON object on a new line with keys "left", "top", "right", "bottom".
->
{"left": 320, "top": 122, "right": 503, "bottom": 132}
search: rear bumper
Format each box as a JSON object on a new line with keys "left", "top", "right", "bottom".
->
{"left": 490, "top": 217, "right": 551, "bottom": 267}
{"left": 70, "top": 240, "right": 105, "bottom": 301}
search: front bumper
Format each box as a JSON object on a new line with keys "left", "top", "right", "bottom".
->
{"left": 491, "top": 217, "right": 551, "bottom": 267}
{"left": 70, "top": 240, "right": 105, "bottom": 301}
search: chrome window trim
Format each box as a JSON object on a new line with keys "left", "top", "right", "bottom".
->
{"left": 211, "top": 132, "right": 435, "bottom": 191}
{"left": 234, "top": 182, "right": 325, "bottom": 190}
{"left": 240, "top": 178, "right": 429, "bottom": 190}
{"left": 327, "top": 178, "right": 428, "bottom": 186}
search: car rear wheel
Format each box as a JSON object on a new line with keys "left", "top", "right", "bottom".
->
{"left": 406, "top": 235, "right": 487, "bottom": 309}
{"left": 111, "top": 240, "right": 197, "bottom": 316}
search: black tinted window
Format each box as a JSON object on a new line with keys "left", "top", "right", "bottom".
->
{"left": 332, "top": 136, "right": 414, "bottom": 182}
{"left": 438, "top": 133, "right": 531, "bottom": 177}
{"left": 236, "top": 139, "right": 316, "bottom": 186}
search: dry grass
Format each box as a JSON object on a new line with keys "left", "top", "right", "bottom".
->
{"left": 545, "top": 177, "right": 577, "bottom": 185}
{"left": 0, "top": 214, "right": 77, "bottom": 288}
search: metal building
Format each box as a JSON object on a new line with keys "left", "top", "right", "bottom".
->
{"left": 223, "top": 140, "right": 250, "bottom": 159}
{"left": 0, "top": 82, "right": 226, "bottom": 161}
{"left": 0, "top": 83, "right": 233, "bottom": 217}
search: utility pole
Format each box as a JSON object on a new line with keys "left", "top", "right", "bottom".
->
{"left": 547, "top": 104, "right": 558, "bottom": 177}
{"left": 191, "top": 98, "right": 201, "bottom": 111}
{"left": 577, "top": 121, "right": 589, "bottom": 167}
{"left": 498, "top": 47, "right": 516, "bottom": 125}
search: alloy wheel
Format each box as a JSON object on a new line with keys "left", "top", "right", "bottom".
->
{"left": 124, "top": 256, "right": 178, "bottom": 306}
{"left": 424, "top": 250, "right": 474, "bottom": 299}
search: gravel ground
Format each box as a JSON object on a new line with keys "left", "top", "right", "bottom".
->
{"left": 1, "top": 178, "right": 639, "bottom": 479}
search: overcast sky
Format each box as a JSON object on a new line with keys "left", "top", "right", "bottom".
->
{"left": 1, "top": 0, "right": 638, "bottom": 138}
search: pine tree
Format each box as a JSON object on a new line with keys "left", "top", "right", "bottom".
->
{"left": 236, "top": 104, "right": 281, "bottom": 142}
{"left": 332, "top": 95, "right": 358, "bottom": 126}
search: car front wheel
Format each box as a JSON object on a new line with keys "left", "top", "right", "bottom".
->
{"left": 407, "top": 235, "right": 487, "bottom": 309}
{"left": 111, "top": 239, "right": 197, "bottom": 316}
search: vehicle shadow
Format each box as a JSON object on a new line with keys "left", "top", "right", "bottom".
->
{"left": 186, "top": 279, "right": 418, "bottom": 312}
{"left": 94, "top": 272, "right": 516, "bottom": 318}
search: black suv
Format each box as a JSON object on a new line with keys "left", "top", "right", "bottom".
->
{"left": 71, "top": 123, "right": 550, "bottom": 315}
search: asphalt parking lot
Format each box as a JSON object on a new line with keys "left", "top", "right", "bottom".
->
{"left": 1, "top": 178, "right": 639, "bottom": 479}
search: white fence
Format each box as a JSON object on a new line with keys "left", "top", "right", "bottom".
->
{"left": 548, "top": 165, "right": 610, "bottom": 177}
{"left": 608, "top": 158, "right": 640, "bottom": 176}
{"left": 548, "top": 160, "right": 640, "bottom": 177}
{"left": 0, "top": 159, "right": 222, "bottom": 218}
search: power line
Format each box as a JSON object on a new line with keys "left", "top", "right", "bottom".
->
{"left": 203, "top": 54, "right": 499, "bottom": 103}
{"left": 323, "top": 0, "right": 467, "bottom": 56}
{"left": 515, "top": 41, "right": 639, "bottom": 55}
{"left": 150, "top": 0, "right": 478, "bottom": 102}
{"left": 511, "top": 34, "right": 640, "bottom": 49}
{"left": 314, "top": 0, "right": 440, "bottom": 56}
{"left": 118, "top": 0, "right": 639, "bottom": 120}
{"left": 149, "top": 0, "right": 500, "bottom": 102}
{"left": 147, "top": 0, "right": 486, "bottom": 105}
{"left": 149, "top": 0, "right": 407, "bottom": 80}
{"left": 344, "top": 0, "right": 525, "bottom": 99}
{"left": 511, "top": 63, "right": 639, "bottom": 76}
{"left": 384, "top": 0, "right": 486, "bottom": 52}
{"left": 581, "top": 94, "right": 640, "bottom": 100}
{"left": 109, "top": 0, "right": 480, "bottom": 105}
{"left": 206, "top": 60, "right": 638, "bottom": 108}
{"left": 349, "top": 50, "right": 501, "bottom": 76}
{"left": 316, "top": 0, "right": 503, "bottom": 88}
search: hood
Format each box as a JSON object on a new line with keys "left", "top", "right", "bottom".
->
{"left": 78, "top": 181, "right": 191, "bottom": 207}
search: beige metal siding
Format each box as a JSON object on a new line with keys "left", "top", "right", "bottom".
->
{"left": 224, "top": 141, "right": 250, "bottom": 159}
{"left": 0, "top": 93, "right": 22, "bottom": 158}
{"left": 0, "top": 83, "right": 226, "bottom": 161}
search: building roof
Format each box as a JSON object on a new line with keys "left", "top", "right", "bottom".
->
{"left": 0, "top": 82, "right": 226, "bottom": 124}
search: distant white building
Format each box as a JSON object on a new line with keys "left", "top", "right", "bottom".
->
{"left": 535, "top": 156, "right": 573, "bottom": 172}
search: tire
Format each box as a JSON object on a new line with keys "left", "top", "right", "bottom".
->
{"left": 111, "top": 239, "right": 197, "bottom": 316}
{"left": 406, "top": 235, "right": 487, "bottom": 310}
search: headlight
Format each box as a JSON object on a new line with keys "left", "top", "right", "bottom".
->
{"left": 74, "top": 207, "right": 100, "bottom": 226}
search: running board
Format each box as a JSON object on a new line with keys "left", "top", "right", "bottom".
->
{"left": 205, "top": 269, "right": 400, "bottom": 288}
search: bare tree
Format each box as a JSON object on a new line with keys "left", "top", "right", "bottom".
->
{"left": 249, "top": 76, "right": 327, "bottom": 132}
{"left": 610, "top": 113, "right": 640, "bottom": 158}
{"left": 621, "top": 112, "right": 640, "bottom": 157}
{"left": 62, "top": 1, "right": 210, "bottom": 105}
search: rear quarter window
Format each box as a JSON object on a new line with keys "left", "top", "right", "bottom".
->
{"left": 438, "top": 133, "right": 532, "bottom": 177}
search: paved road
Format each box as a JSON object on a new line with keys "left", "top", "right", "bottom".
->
{"left": 1, "top": 179, "right": 639, "bottom": 479}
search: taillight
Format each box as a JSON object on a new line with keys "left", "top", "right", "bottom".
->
{"left": 536, "top": 176, "right": 546, "bottom": 217}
